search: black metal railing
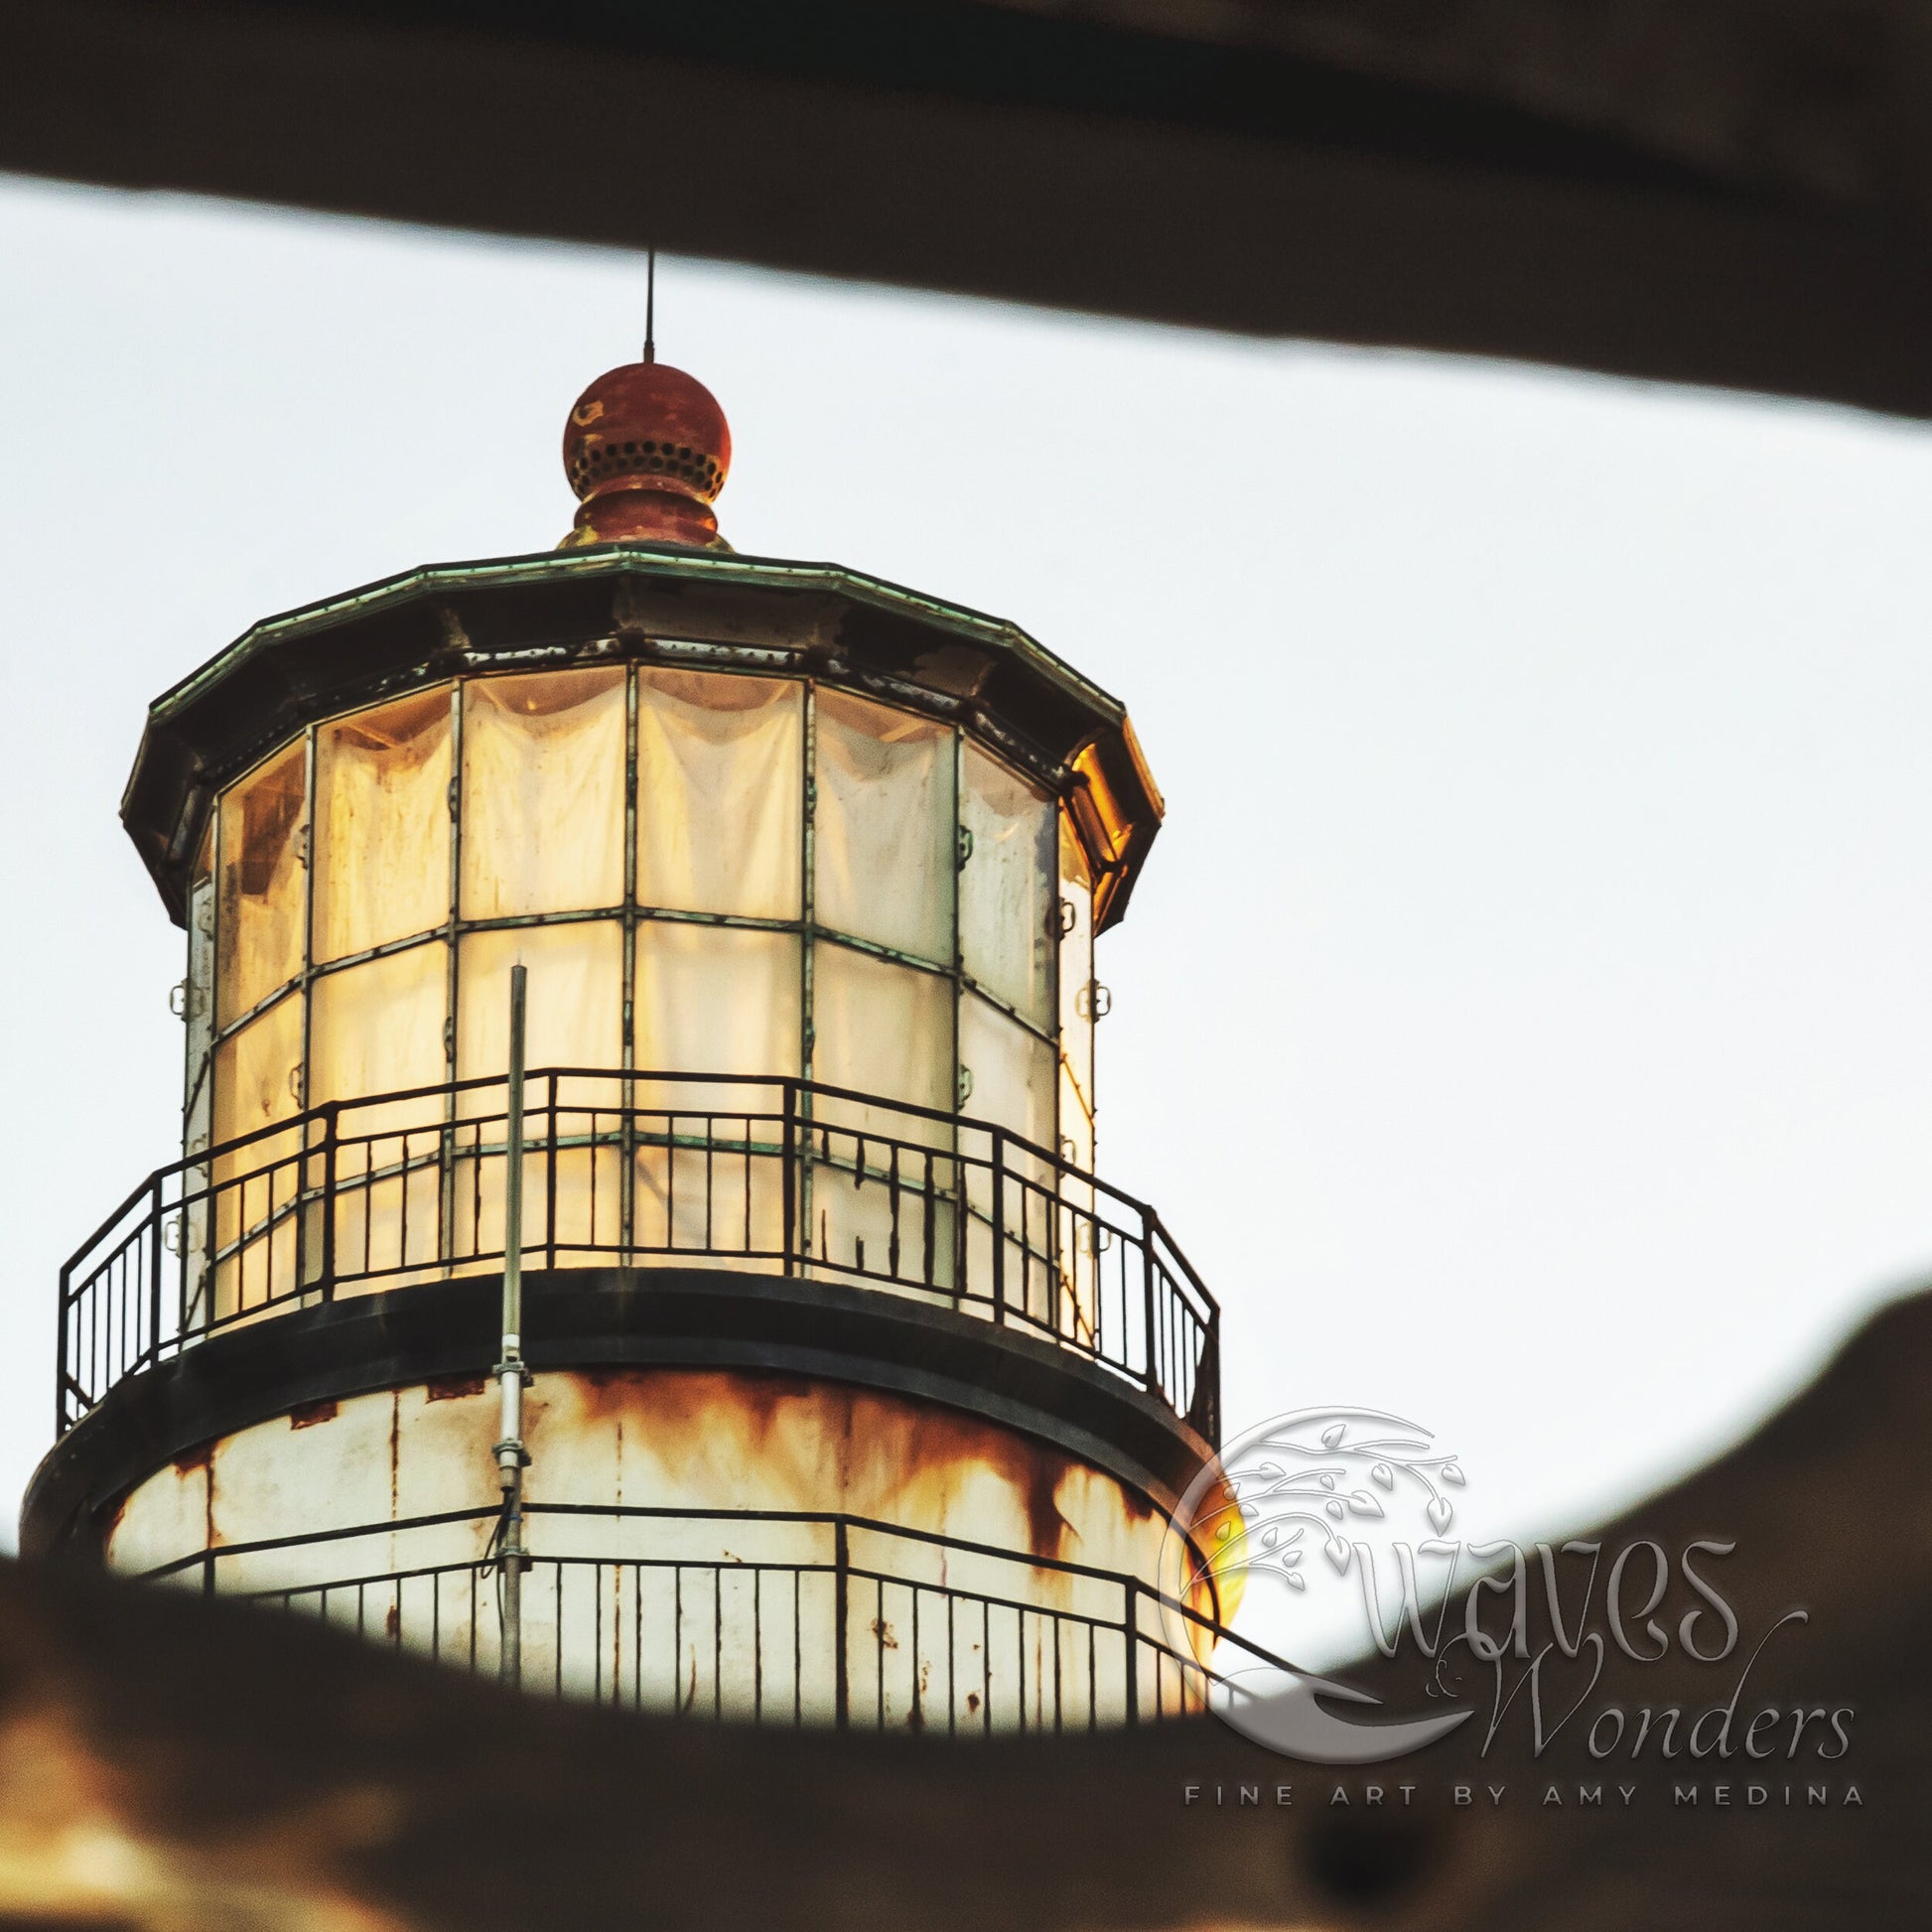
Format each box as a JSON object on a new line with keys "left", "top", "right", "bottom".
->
{"left": 59, "top": 1069, "right": 1218, "bottom": 1441}
{"left": 138, "top": 1503, "right": 1279, "bottom": 1732}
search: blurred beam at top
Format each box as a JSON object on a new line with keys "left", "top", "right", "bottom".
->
{"left": 7, "top": 0, "right": 1932, "bottom": 416}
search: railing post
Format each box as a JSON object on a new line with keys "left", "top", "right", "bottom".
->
{"left": 545, "top": 1071, "right": 559, "bottom": 1272}
{"left": 990, "top": 1131, "right": 1006, "bottom": 1326}
{"left": 834, "top": 1516, "right": 850, "bottom": 1730}
{"left": 1204, "top": 1305, "right": 1222, "bottom": 1444}
{"left": 148, "top": 1174, "right": 164, "bottom": 1378}
{"left": 320, "top": 1102, "right": 339, "bottom": 1300}
{"left": 1123, "top": 1580, "right": 1140, "bottom": 1725}
{"left": 1141, "top": 1205, "right": 1159, "bottom": 1402}
{"left": 780, "top": 1081, "right": 796, "bottom": 1277}
{"left": 55, "top": 1261, "right": 70, "bottom": 1439}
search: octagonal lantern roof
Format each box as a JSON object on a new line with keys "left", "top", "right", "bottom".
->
{"left": 123, "top": 542, "right": 1164, "bottom": 933}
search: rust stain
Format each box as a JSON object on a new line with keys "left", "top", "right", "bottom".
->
{"left": 572, "top": 1364, "right": 651, "bottom": 1421}
{"left": 547, "top": 1366, "right": 1165, "bottom": 1566}
{"left": 423, "top": 1372, "right": 487, "bottom": 1403}
{"left": 168, "top": 1439, "right": 223, "bottom": 1554}
{"left": 870, "top": 1618, "right": 897, "bottom": 1651}
{"left": 388, "top": 1395, "right": 400, "bottom": 1520}
{"left": 384, "top": 1604, "right": 400, "bottom": 1641}
{"left": 289, "top": 1399, "right": 340, "bottom": 1431}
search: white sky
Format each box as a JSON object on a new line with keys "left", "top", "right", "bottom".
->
{"left": 5, "top": 174, "right": 1931, "bottom": 1624}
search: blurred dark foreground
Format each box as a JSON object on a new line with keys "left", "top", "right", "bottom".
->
{"left": 0, "top": 1291, "right": 1922, "bottom": 1930}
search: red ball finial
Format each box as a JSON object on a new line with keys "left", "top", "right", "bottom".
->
{"left": 560, "top": 361, "right": 732, "bottom": 550}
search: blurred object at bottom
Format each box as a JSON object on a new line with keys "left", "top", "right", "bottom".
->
{"left": 0, "top": 1289, "right": 1923, "bottom": 1929}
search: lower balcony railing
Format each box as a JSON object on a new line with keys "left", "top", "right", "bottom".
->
{"left": 137, "top": 1503, "right": 1271, "bottom": 1733}
{"left": 58, "top": 1069, "right": 1219, "bottom": 1441}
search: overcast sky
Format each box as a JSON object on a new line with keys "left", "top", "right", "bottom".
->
{"left": 6, "top": 173, "right": 1932, "bottom": 1653}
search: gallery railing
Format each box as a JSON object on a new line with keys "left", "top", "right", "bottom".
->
{"left": 138, "top": 1503, "right": 1276, "bottom": 1732}
{"left": 59, "top": 1068, "right": 1218, "bottom": 1441}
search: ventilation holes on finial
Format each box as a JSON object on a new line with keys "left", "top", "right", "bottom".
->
{"left": 571, "top": 442, "right": 724, "bottom": 496}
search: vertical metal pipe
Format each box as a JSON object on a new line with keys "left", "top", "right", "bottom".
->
{"left": 621, "top": 665, "right": 638, "bottom": 1263}
{"left": 496, "top": 964, "right": 531, "bottom": 1690}
{"left": 797, "top": 683, "right": 816, "bottom": 1256}
{"left": 439, "top": 681, "right": 464, "bottom": 1273}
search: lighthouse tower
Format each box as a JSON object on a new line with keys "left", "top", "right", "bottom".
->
{"left": 27, "top": 346, "right": 1235, "bottom": 1729}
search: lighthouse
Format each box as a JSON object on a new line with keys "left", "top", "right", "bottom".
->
{"left": 27, "top": 343, "right": 1239, "bottom": 1730}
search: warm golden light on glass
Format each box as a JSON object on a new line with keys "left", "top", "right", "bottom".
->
{"left": 194, "top": 661, "right": 1107, "bottom": 1309}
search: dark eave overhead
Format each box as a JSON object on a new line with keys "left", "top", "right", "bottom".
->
{"left": 123, "top": 543, "right": 1162, "bottom": 933}
{"left": 8, "top": 0, "right": 1932, "bottom": 417}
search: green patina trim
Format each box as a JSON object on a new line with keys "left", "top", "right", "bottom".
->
{"left": 149, "top": 542, "right": 1126, "bottom": 730}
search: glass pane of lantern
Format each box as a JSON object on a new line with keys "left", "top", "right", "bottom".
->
{"left": 457, "top": 921, "right": 624, "bottom": 1089}
{"left": 455, "top": 923, "right": 626, "bottom": 1270}
{"left": 809, "top": 943, "right": 956, "bottom": 1294}
{"left": 309, "top": 946, "right": 451, "bottom": 1286}
{"left": 1057, "top": 1063, "right": 1093, "bottom": 1173}
{"left": 209, "top": 992, "right": 306, "bottom": 1324}
{"left": 633, "top": 925, "right": 800, "bottom": 1267}
{"left": 310, "top": 944, "right": 449, "bottom": 1111}
{"left": 959, "top": 992, "right": 1055, "bottom": 1154}
{"left": 313, "top": 688, "right": 451, "bottom": 963}
{"left": 811, "top": 941, "right": 952, "bottom": 1130}
{"left": 216, "top": 739, "right": 308, "bottom": 1026}
{"left": 212, "top": 990, "right": 305, "bottom": 1148}
{"left": 813, "top": 690, "right": 953, "bottom": 965}
{"left": 636, "top": 670, "right": 802, "bottom": 919}
{"left": 461, "top": 668, "right": 626, "bottom": 919}
{"left": 635, "top": 922, "right": 799, "bottom": 1088}
{"left": 959, "top": 743, "right": 1055, "bottom": 1027}
{"left": 1056, "top": 1063, "right": 1097, "bottom": 1339}
{"left": 959, "top": 992, "right": 1063, "bottom": 1341}
{"left": 1057, "top": 810, "right": 1095, "bottom": 1131}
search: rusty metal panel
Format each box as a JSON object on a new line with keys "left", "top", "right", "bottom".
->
{"left": 108, "top": 1369, "right": 1194, "bottom": 1725}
